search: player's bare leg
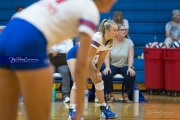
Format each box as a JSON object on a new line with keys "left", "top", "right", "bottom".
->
{"left": 0, "top": 68, "right": 20, "bottom": 120}
{"left": 15, "top": 66, "right": 53, "bottom": 120}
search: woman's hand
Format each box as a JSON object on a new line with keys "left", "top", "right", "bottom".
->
{"left": 51, "top": 51, "right": 60, "bottom": 57}
{"left": 127, "top": 67, "right": 136, "bottom": 77}
{"left": 103, "top": 67, "right": 111, "bottom": 76}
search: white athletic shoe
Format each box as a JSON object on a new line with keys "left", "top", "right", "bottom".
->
{"left": 63, "top": 97, "right": 70, "bottom": 103}
{"left": 94, "top": 97, "right": 99, "bottom": 103}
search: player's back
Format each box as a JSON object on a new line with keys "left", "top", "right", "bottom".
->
{"left": 14, "top": 0, "right": 99, "bottom": 47}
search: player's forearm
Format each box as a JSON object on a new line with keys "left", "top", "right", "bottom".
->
{"left": 96, "top": 51, "right": 108, "bottom": 71}
{"left": 75, "top": 32, "right": 91, "bottom": 117}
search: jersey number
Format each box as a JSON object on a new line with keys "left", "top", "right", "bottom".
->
{"left": 42, "top": 0, "right": 65, "bottom": 14}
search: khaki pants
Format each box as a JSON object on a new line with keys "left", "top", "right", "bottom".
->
{"left": 164, "top": 37, "right": 174, "bottom": 45}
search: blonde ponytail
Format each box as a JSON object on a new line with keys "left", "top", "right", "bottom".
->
{"left": 98, "top": 19, "right": 117, "bottom": 47}
{"left": 98, "top": 19, "right": 108, "bottom": 33}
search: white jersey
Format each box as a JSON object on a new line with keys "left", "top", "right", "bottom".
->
{"left": 91, "top": 32, "right": 112, "bottom": 58}
{"left": 14, "top": 0, "right": 99, "bottom": 47}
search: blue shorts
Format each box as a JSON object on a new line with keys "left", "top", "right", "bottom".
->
{"left": 0, "top": 18, "right": 49, "bottom": 70}
{"left": 66, "top": 43, "right": 79, "bottom": 60}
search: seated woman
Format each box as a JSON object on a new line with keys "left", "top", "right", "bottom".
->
{"left": 102, "top": 24, "right": 136, "bottom": 103}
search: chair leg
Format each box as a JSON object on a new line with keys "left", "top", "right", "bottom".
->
{"left": 121, "top": 81, "right": 125, "bottom": 98}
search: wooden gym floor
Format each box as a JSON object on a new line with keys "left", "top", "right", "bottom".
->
{"left": 17, "top": 92, "right": 180, "bottom": 120}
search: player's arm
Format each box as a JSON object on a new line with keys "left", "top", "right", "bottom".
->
{"left": 88, "top": 46, "right": 98, "bottom": 73}
{"left": 76, "top": 33, "right": 91, "bottom": 76}
{"left": 74, "top": 7, "right": 99, "bottom": 119}
{"left": 74, "top": 32, "right": 91, "bottom": 119}
{"left": 96, "top": 50, "right": 108, "bottom": 72}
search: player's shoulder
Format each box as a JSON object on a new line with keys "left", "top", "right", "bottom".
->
{"left": 93, "top": 32, "right": 102, "bottom": 39}
{"left": 92, "top": 32, "right": 103, "bottom": 43}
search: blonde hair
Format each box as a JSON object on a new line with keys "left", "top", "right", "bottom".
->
{"left": 98, "top": 19, "right": 117, "bottom": 47}
{"left": 113, "top": 11, "right": 124, "bottom": 24}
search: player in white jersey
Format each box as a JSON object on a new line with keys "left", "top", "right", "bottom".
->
{"left": 0, "top": 0, "right": 117, "bottom": 120}
{"left": 66, "top": 19, "right": 118, "bottom": 119}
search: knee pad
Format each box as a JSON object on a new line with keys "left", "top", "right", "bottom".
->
{"left": 72, "top": 82, "right": 76, "bottom": 90}
{"left": 95, "top": 81, "right": 104, "bottom": 90}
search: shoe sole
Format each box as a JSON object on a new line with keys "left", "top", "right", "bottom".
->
{"left": 68, "top": 116, "right": 84, "bottom": 120}
{"left": 63, "top": 100, "right": 70, "bottom": 103}
{"left": 100, "top": 114, "right": 117, "bottom": 119}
